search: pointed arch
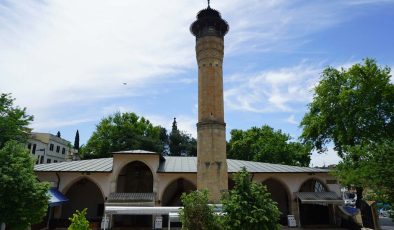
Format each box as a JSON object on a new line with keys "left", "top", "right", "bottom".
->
{"left": 299, "top": 178, "right": 329, "bottom": 192}
{"left": 262, "top": 177, "right": 291, "bottom": 225}
{"left": 116, "top": 160, "right": 154, "bottom": 193}
{"left": 161, "top": 178, "right": 196, "bottom": 206}
{"left": 61, "top": 177, "right": 104, "bottom": 220}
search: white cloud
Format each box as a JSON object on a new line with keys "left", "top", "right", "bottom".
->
{"left": 224, "top": 63, "right": 321, "bottom": 113}
{"left": 310, "top": 148, "right": 342, "bottom": 167}
{"left": 285, "top": 115, "right": 298, "bottom": 125}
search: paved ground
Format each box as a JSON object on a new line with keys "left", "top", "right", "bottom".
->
{"left": 380, "top": 217, "right": 394, "bottom": 230}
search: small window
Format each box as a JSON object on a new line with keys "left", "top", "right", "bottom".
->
{"left": 54, "top": 160, "right": 57, "bottom": 163}
{"left": 47, "top": 159, "right": 51, "bottom": 163}
{"left": 36, "top": 156, "right": 39, "bottom": 164}
{"left": 56, "top": 146, "right": 60, "bottom": 153}
{"left": 62, "top": 148, "right": 65, "bottom": 154}
{"left": 50, "top": 144, "right": 54, "bottom": 151}
{"left": 40, "top": 157, "right": 44, "bottom": 164}
{"left": 32, "top": 144, "right": 36, "bottom": 154}
{"left": 27, "top": 143, "right": 32, "bottom": 150}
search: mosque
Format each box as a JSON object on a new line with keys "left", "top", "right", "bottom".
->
{"left": 34, "top": 2, "right": 343, "bottom": 229}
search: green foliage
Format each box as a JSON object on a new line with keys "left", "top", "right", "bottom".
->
{"left": 68, "top": 208, "right": 91, "bottom": 230}
{"left": 300, "top": 58, "right": 394, "bottom": 207}
{"left": 228, "top": 125, "right": 311, "bottom": 166}
{"left": 300, "top": 58, "right": 394, "bottom": 156}
{"left": 180, "top": 190, "right": 220, "bottom": 230}
{"left": 81, "top": 112, "right": 165, "bottom": 158}
{"left": 168, "top": 118, "right": 197, "bottom": 156}
{"left": 335, "top": 140, "right": 394, "bottom": 219}
{"left": 0, "top": 93, "right": 34, "bottom": 148}
{"left": 0, "top": 141, "right": 49, "bottom": 229}
{"left": 221, "top": 168, "right": 280, "bottom": 230}
{"left": 74, "top": 130, "right": 80, "bottom": 150}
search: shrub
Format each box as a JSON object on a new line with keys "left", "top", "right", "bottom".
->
{"left": 68, "top": 208, "right": 91, "bottom": 230}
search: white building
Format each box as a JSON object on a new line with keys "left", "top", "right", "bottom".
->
{"left": 27, "top": 132, "right": 73, "bottom": 164}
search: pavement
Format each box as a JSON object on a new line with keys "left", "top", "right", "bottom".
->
{"left": 380, "top": 217, "right": 394, "bottom": 230}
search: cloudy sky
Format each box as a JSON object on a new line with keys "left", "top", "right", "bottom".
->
{"left": 1, "top": 0, "right": 393, "bottom": 166}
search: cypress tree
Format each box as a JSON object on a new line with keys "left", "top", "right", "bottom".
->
{"left": 74, "top": 130, "right": 80, "bottom": 150}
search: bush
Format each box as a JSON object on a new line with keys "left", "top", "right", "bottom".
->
{"left": 68, "top": 208, "right": 91, "bottom": 230}
{"left": 179, "top": 190, "right": 221, "bottom": 230}
{"left": 221, "top": 168, "right": 281, "bottom": 230}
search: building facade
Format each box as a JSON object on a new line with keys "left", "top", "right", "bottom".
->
{"left": 35, "top": 151, "right": 342, "bottom": 228}
{"left": 27, "top": 132, "right": 73, "bottom": 164}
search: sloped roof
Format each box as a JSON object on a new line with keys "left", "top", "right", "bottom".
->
{"left": 34, "top": 156, "right": 328, "bottom": 173}
{"left": 34, "top": 158, "right": 113, "bottom": 172}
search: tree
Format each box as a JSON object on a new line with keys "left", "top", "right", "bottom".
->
{"left": 168, "top": 118, "right": 197, "bottom": 156}
{"left": 300, "top": 58, "right": 394, "bottom": 207}
{"left": 221, "top": 168, "right": 280, "bottom": 230}
{"left": 0, "top": 141, "right": 49, "bottom": 229}
{"left": 180, "top": 190, "right": 220, "bottom": 230}
{"left": 81, "top": 112, "right": 164, "bottom": 158}
{"left": 227, "top": 125, "right": 311, "bottom": 166}
{"left": 335, "top": 140, "right": 394, "bottom": 219}
{"left": 74, "top": 130, "right": 80, "bottom": 150}
{"left": 68, "top": 208, "right": 91, "bottom": 230}
{"left": 169, "top": 118, "right": 182, "bottom": 156}
{"left": 0, "top": 93, "right": 33, "bottom": 148}
{"left": 56, "top": 131, "right": 61, "bottom": 138}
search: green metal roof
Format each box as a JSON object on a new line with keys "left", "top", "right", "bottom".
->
{"left": 34, "top": 156, "right": 328, "bottom": 173}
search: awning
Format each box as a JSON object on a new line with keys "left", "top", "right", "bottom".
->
{"left": 296, "top": 192, "right": 343, "bottom": 205}
{"left": 48, "top": 188, "right": 69, "bottom": 207}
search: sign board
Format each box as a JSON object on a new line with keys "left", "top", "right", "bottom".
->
{"left": 287, "top": 215, "right": 297, "bottom": 227}
{"left": 154, "top": 216, "right": 163, "bottom": 229}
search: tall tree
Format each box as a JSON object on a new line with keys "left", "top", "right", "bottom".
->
{"left": 0, "top": 141, "right": 49, "bottom": 229}
{"left": 56, "top": 131, "right": 61, "bottom": 138}
{"left": 228, "top": 125, "right": 311, "bottom": 166}
{"left": 221, "top": 168, "right": 280, "bottom": 230}
{"left": 73, "top": 130, "right": 80, "bottom": 150}
{"left": 169, "top": 118, "right": 197, "bottom": 156}
{"left": 169, "top": 118, "right": 182, "bottom": 156}
{"left": 300, "top": 58, "right": 394, "bottom": 207}
{"left": 82, "top": 112, "right": 164, "bottom": 158}
{"left": 0, "top": 93, "right": 33, "bottom": 148}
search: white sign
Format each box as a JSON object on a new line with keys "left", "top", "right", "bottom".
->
{"left": 154, "top": 216, "right": 163, "bottom": 229}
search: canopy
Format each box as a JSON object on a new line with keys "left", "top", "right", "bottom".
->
{"left": 296, "top": 192, "right": 343, "bottom": 205}
{"left": 48, "top": 187, "right": 69, "bottom": 207}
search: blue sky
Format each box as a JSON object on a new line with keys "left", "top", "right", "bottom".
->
{"left": 1, "top": 0, "right": 393, "bottom": 166}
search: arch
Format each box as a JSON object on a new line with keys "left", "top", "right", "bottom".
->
{"left": 298, "top": 178, "right": 331, "bottom": 226}
{"left": 161, "top": 178, "right": 196, "bottom": 206}
{"left": 116, "top": 160, "right": 154, "bottom": 193}
{"left": 61, "top": 177, "right": 105, "bottom": 221}
{"left": 262, "top": 178, "right": 291, "bottom": 225}
{"left": 299, "top": 178, "right": 328, "bottom": 192}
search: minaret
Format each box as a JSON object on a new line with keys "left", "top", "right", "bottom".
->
{"left": 191, "top": 1, "right": 229, "bottom": 202}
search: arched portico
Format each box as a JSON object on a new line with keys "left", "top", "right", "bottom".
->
{"left": 116, "top": 160, "right": 154, "bottom": 193}
{"left": 262, "top": 178, "right": 291, "bottom": 225}
{"left": 298, "top": 178, "right": 331, "bottom": 226}
{"left": 161, "top": 178, "right": 196, "bottom": 206}
{"left": 61, "top": 178, "right": 104, "bottom": 222}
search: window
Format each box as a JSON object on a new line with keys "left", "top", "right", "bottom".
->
{"left": 40, "top": 157, "right": 44, "bottom": 164}
{"left": 54, "top": 160, "right": 57, "bottom": 163}
{"left": 62, "top": 147, "right": 65, "bottom": 154}
{"left": 50, "top": 144, "right": 54, "bottom": 151}
{"left": 32, "top": 144, "right": 36, "bottom": 154}
{"left": 36, "top": 156, "right": 39, "bottom": 164}
{"left": 27, "top": 143, "right": 31, "bottom": 150}
{"left": 47, "top": 159, "right": 51, "bottom": 163}
{"left": 56, "top": 146, "right": 60, "bottom": 153}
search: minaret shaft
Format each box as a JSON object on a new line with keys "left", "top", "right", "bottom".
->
{"left": 196, "top": 36, "right": 228, "bottom": 202}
